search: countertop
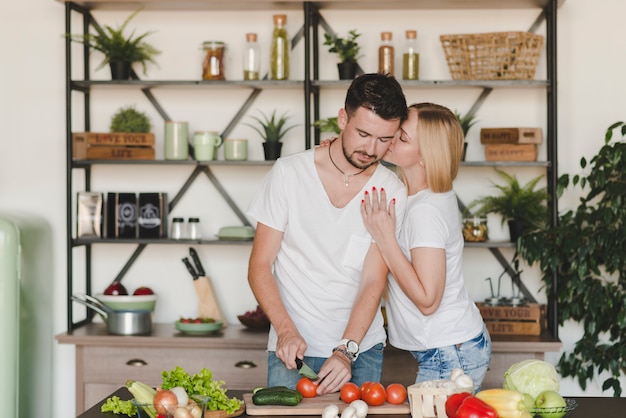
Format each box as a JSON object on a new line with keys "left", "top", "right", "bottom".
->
{"left": 77, "top": 387, "right": 624, "bottom": 418}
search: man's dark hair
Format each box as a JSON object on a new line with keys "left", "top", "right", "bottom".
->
{"left": 344, "top": 72, "right": 408, "bottom": 122}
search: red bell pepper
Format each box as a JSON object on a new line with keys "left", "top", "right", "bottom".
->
{"left": 445, "top": 392, "right": 472, "bottom": 418}
{"left": 456, "top": 395, "right": 498, "bottom": 418}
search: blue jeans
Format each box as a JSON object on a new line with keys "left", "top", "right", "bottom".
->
{"left": 410, "top": 324, "right": 491, "bottom": 392}
{"left": 267, "top": 343, "right": 384, "bottom": 389}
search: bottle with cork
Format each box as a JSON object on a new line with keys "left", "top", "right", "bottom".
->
{"left": 378, "top": 31, "right": 394, "bottom": 76}
{"left": 402, "top": 30, "right": 419, "bottom": 80}
{"left": 243, "top": 33, "right": 260, "bottom": 80}
{"left": 270, "top": 14, "right": 289, "bottom": 80}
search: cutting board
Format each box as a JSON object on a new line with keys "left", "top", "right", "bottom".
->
{"left": 243, "top": 393, "right": 410, "bottom": 415}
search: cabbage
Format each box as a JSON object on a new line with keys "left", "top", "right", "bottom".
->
{"left": 503, "top": 359, "right": 560, "bottom": 400}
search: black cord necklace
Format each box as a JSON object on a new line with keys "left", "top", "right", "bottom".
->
{"left": 328, "top": 139, "right": 367, "bottom": 187}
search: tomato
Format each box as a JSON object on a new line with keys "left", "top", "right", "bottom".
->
{"left": 296, "top": 377, "right": 317, "bottom": 398}
{"left": 385, "top": 383, "right": 407, "bottom": 405}
{"left": 362, "top": 382, "right": 387, "bottom": 406}
{"left": 359, "top": 381, "right": 373, "bottom": 394}
{"left": 340, "top": 382, "right": 361, "bottom": 403}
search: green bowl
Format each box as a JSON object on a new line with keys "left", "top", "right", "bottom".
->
{"left": 175, "top": 320, "right": 224, "bottom": 335}
{"left": 95, "top": 294, "right": 157, "bottom": 311}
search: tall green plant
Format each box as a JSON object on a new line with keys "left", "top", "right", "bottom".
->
{"left": 516, "top": 121, "right": 626, "bottom": 396}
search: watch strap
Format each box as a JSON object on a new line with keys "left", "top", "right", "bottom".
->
{"left": 332, "top": 346, "right": 355, "bottom": 362}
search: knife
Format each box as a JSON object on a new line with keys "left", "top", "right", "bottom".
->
{"left": 295, "top": 358, "right": 319, "bottom": 380}
{"left": 189, "top": 247, "right": 206, "bottom": 276}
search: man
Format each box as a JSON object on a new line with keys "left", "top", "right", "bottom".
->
{"left": 247, "top": 73, "right": 408, "bottom": 395}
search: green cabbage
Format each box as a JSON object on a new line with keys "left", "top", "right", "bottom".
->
{"left": 503, "top": 359, "right": 560, "bottom": 400}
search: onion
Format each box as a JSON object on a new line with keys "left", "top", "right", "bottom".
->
{"left": 174, "top": 407, "right": 194, "bottom": 418}
{"left": 170, "top": 386, "right": 189, "bottom": 406}
{"left": 154, "top": 389, "right": 179, "bottom": 416}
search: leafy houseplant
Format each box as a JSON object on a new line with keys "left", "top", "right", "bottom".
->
{"left": 455, "top": 110, "right": 478, "bottom": 161}
{"left": 465, "top": 169, "right": 549, "bottom": 241}
{"left": 246, "top": 110, "right": 297, "bottom": 160}
{"left": 110, "top": 106, "right": 151, "bottom": 133}
{"left": 516, "top": 121, "right": 626, "bottom": 396}
{"left": 67, "top": 9, "right": 160, "bottom": 79}
{"left": 313, "top": 117, "right": 340, "bottom": 135}
{"left": 323, "top": 29, "right": 362, "bottom": 79}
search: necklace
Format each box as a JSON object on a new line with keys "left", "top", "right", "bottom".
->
{"left": 328, "top": 140, "right": 367, "bottom": 187}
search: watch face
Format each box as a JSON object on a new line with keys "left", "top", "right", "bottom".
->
{"left": 347, "top": 340, "right": 359, "bottom": 354}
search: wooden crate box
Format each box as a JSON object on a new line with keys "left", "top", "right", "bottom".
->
{"left": 477, "top": 303, "right": 546, "bottom": 336}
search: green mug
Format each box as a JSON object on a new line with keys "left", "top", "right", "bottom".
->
{"left": 193, "top": 131, "right": 223, "bottom": 161}
{"left": 224, "top": 139, "right": 248, "bottom": 161}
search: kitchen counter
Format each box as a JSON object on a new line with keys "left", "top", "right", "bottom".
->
{"left": 78, "top": 387, "right": 626, "bottom": 418}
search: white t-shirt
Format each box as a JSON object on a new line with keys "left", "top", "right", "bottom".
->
{"left": 386, "top": 189, "right": 484, "bottom": 351}
{"left": 247, "top": 149, "right": 407, "bottom": 357}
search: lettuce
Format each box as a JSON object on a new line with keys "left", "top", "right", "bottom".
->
{"left": 503, "top": 359, "right": 560, "bottom": 400}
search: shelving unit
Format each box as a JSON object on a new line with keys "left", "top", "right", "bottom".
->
{"left": 62, "top": 0, "right": 562, "bottom": 338}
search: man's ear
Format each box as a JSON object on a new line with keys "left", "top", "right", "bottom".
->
{"left": 338, "top": 108, "right": 348, "bottom": 131}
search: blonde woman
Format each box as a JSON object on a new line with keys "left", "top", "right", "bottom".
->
{"left": 361, "top": 102, "right": 491, "bottom": 390}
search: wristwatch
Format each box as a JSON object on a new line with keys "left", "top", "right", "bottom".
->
{"left": 335, "top": 339, "right": 359, "bottom": 361}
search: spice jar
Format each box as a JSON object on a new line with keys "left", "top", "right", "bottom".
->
{"left": 378, "top": 31, "right": 394, "bottom": 76}
{"left": 188, "top": 217, "right": 202, "bottom": 240}
{"left": 463, "top": 216, "right": 489, "bottom": 242}
{"left": 202, "top": 41, "right": 226, "bottom": 80}
{"left": 402, "top": 30, "right": 419, "bottom": 80}
{"left": 270, "top": 14, "right": 289, "bottom": 80}
{"left": 170, "top": 217, "right": 184, "bottom": 239}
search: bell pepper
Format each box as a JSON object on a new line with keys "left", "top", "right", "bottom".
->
{"left": 456, "top": 395, "right": 498, "bottom": 418}
{"left": 475, "top": 388, "right": 532, "bottom": 418}
{"left": 445, "top": 392, "right": 472, "bottom": 418}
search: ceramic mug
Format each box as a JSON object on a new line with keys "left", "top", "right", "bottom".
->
{"left": 224, "top": 139, "right": 248, "bottom": 161}
{"left": 164, "top": 121, "right": 189, "bottom": 160}
{"left": 193, "top": 131, "right": 223, "bottom": 161}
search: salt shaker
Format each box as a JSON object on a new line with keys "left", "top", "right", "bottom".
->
{"left": 170, "top": 217, "right": 184, "bottom": 239}
{"left": 188, "top": 217, "right": 202, "bottom": 240}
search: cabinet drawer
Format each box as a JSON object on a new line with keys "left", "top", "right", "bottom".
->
{"left": 82, "top": 346, "right": 267, "bottom": 390}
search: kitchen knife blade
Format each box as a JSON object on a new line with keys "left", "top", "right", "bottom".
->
{"left": 189, "top": 247, "right": 206, "bottom": 276}
{"left": 295, "top": 357, "right": 319, "bottom": 380}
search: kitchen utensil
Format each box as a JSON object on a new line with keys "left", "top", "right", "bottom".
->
{"left": 216, "top": 225, "right": 255, "bottom": 240}
{"left": 295, "top": 358, "right": 319, "bottom": 380}
{"left": 182, "top": 249, "right": 227, "bottom": 325}
{"left": 95, "top": 293, "right": 157, "bottom": 311}
{"left": 71, "top": 294, "right": 152, "bottom": 335}
{"left": 175, "top": 319, "right": 224, "bottom": 335}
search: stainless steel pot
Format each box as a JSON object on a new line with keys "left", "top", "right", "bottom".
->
{"left": 71, "top": 293, "right": 152, "bottom": 335}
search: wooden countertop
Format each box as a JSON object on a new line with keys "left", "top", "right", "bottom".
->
{"left": 57, "top": 323, "right": 561, "bottom": 352}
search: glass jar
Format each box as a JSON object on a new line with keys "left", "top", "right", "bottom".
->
{"left": 270, "top": 14, "right": 289, "bottom": 80}
{"left": 378, "top": 31, "right": 394, "bottom": 76}
{"left": 170, "top": 217, "right": 184, "bottom": 239}
{"left": 188, "top": 217, "right": 202, "bottom": 240}
{"left": 243, "top": 33, "right": 261, "bottom": 80}
{"left": 463, "top": 216, "right": 489, "bottom": 242}
{"left": 402, "top": 30, "right": 419, "bottom": 80}
{"left": 202, "top": 41, "right": 226, "bottom": 80}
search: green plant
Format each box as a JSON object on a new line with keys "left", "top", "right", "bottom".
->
{"left": 313, "top": 117, "right": 340, "bottom": 134}
{"left": 245, "top": 110, "right": 297, "bottom": 143}
{"left": 323, "top": 29, "right": 362, "bottom": 63}
{"left": 110, "top": 106, "right": 151, "bottom": 132}
{"left": 465, "top": 169, "right": 549, "bottom": 229}
{"left": 67, "top": 8, "right": 160, "bottom": 74}
{"left": 515, "top": 121, "right": 626, "bottom": 397}
{"left": 454, "top": 110, "right": 479, "bottom": 137}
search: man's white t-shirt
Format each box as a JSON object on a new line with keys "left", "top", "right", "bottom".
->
{"left": 386, "top": 189, "right": 484, "bottom": 351}
{"left": 247, "top": 149, "right": 407, "bottom": 357}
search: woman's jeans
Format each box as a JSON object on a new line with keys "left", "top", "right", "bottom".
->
{"left": 267, "top": 343, "right": 384, "bottom": 389}
{"left": 410, "top": 324, "right": 492, "bottom": 392}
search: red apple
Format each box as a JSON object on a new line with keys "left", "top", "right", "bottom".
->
{"left": 133, "top": 286, "right": 154, "bottom": 295}
{"left": 104, "top": 282, "right": 128, "bottom": 296}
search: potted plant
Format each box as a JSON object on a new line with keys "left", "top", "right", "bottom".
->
{"left": 455, "top": 110, "right": 478, "bottom": 161}
{"left": 245, "top": 110, "right": 297, "bottom": 160}
{"left": 323, "top": 29, "right": 362, "bottom": 79}
{"left": 110, "top": 106, "right": 151, "bottom": 133}
{"left": 313, "top": 116, "right": 340, "bottom": 139}
{"left": 67, "top": 8, "right": 160, "bottom": 80}
{"left": 464, "top": 168, "right": 549, "bottom": 241}
{"left": 515, "top": 121, "right": 626, "bottom": 396}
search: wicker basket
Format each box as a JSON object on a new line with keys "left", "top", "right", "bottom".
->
{"left": 408, "top": 383, "right": 473, "bottom": 418}
{"left": 440, "top": 31, "right": 544, "bottom": 80}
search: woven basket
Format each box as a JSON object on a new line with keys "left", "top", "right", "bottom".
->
{"left": 440, "top": 31, "right": 544, "bottom": 80}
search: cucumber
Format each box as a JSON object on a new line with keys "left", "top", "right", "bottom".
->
{"left": 253, "top": 385, "right": 289, "bottom": 394}
{"left": 252, "top": 388, "right": 303, "bottom": 406}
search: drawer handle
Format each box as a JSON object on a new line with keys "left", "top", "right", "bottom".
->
{"left": 235, "top": 360, "right": 257, "bottom": 369}
{"left": 126, "top": 358, "right": 148, "bottom": 367}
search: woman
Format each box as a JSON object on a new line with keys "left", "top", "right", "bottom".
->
{"left": 361, "top": 102, "right": 491, "bottom": 391}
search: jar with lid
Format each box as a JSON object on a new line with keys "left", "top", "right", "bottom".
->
{"left": 402, "top": 30, "right": 419, "bottom": 80}
{"left": 202, "top": 41, "right": 226, "bottom": 80}
{"left": 378, "top": 31, "right": 394, "bottom": 76}
{"left": 463, "top": 216, "right": 489, "bottom": 242}
{"left": 243, "top": 33, "right": 261, "bottom": 80}
{"left": 188, "top": 217, "right": 202, "bottom": 240}
{"left": 170, "top": 217, "right": 184, "bottom": 239}
{"left": 270, "top": 14, "right": 289, "bottom": 80}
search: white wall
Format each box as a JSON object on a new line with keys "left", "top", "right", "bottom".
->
{"left": 0, "top": 1, "right": 624, "bottom": 417}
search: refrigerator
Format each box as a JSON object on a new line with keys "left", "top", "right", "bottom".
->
{"left": 0, "top": 214, "right": 53, "bottom": 418}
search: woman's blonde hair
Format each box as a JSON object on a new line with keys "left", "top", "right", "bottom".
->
{"left": 410, "top": 102, "right": 464, "bottom": 192}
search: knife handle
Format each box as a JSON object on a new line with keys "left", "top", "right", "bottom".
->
{"left": 189, "top": 247, "right": 206, "bottom": 276}
{"left": 182, "top": 257, "right": 198, "bottom": 280}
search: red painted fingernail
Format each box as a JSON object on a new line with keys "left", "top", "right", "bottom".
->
{"left": 381, "top": 187, "right": 385, "bottom": 192}
{"left": 365, "top": 190, "right": 369, "bottom": 195}
{"left": 372, "top": 186, "right": 376, "bottom": 191}
{"left": 361, "top": 199, "right": 365, "bottom": 204}
{"left": 392, "top": 198, "right": 396, "bottom": 204}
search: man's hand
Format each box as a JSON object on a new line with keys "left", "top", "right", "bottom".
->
{"left": 314, "top": 351, "right": 352, "bottom": 395}
{"left": 276, "top": 330, "right": 308, "bottom": 370}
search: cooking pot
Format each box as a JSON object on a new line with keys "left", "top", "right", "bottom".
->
{"left": 71, "top": 293, "right": 152, "bottom": 336}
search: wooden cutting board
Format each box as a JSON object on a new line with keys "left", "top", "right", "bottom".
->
{"left": 243, "top": 393, "right": 410, "bottom": 416}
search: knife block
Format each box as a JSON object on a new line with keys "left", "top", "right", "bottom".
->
{"left": 194, "top": 276, "right": 227, "bottom": 327}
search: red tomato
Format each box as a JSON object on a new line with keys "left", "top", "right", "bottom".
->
{"left": 362, "top": 382, "right": 387, "bottom": 406}
{"left": 296, "top": 377, "right": 317, "bottom": 398}
{"left": 385, "top": 383, "right": 407, "bottom": 405}
{"left": 359, "top": 381, "right": 373, "bottom": 395}
{"left": 340, "top": 382, "right": 361, "bottom": 403}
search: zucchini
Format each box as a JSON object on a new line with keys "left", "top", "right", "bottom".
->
{"left": 252, "top": 388, "right": 303, "bottom": 406}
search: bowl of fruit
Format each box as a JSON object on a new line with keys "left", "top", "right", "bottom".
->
{"left": 96, "top": 283, "right": 157, "bottom": 312}
{"left": 237, "top": 305, "right": 270, "bottom": 330}
{"left": 175, "top": 317, "right": 224, "bottom": 335}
